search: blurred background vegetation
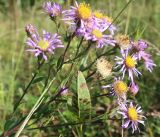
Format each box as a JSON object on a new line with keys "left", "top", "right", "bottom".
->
{"left": 0, "top": 0, "right": 160, "bottom": 136}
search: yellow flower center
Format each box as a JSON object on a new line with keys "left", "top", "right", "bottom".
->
{"left": 38, "top": 40, "right": 49, "bottom": 50}
{"left": 113, "top": 81, "right": 128, "bottom": 95}
{"left": 77, "top": 3, "right": 92, "bottom": 20}
{"left": 104, "top": 16, "right": 113, "bottom": 23}
{"left": 94, "top": 11, "right": 104, "bottom": 19}
{"left": 125, "top": 56, "right": 136, "bottom": 68}
{"left": 128, "top": 107, "right": 138, "bottom": 121}
{"left": 92, "top": 29, "right": 103, "bottom": 39}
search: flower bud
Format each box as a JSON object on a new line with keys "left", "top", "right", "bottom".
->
{"left": 129, "top": 82, "right": 139, "bottom": 95}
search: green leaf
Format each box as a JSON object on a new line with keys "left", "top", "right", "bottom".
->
{"left": 77, "top": 71, "right": 91, "bottom": 119}
{"left": 32, "top": 76, "right": 45, "bottom": 84}
{"left": 4, "top": 119, "right": 16, "bottom": 131}
{"left": 4, "top": 118, "right": 23, "bottom": 131}
{"left": 63, "top": 110, "right": 79, "bottom": 122}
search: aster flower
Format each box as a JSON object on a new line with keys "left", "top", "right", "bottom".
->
{"left": 62, "top": 1, "right": 94, "bottom": 39}
{"left": 62, "top": 2, "right": 116, "bottom": 47}
{"left": 132, "top": 40, "right": 148, "bottom": 60}
{"left": 143, "top": 56, "right": 156, "bottom": 72}
{"left": 43, "top": 2, "right": 62, "bottom": 18}
{"left": 26, "top": 27, "right": 63, "bottom": 60}
{"left": 102, "top": 77, "right": 128, "bottom": 100}
{"left": 132, "top": 40, "right": 156, "bottom": 72}
{"left": 115, "top": 49, "right": 141, "bottom": 82}
{"left": 132, "top": 40, "right": 148, "bottom": 52}
{"left": 85, "top": 28, "right": 115, "bottom": 48}
{"left": 75, "top": 17, "right": 97, "bottom": 36}
{"left": 129, "top": 82, "right": 139, "bottom": 95}
{"left": 118, "top": 102, "right": 145, "bottom": 133}
{"left": 93, "top": 11, "right": 116, "bottom": 35}
{"left": 25, "top": 24, "right": 39, "bottom": 40}
{"left": 62, "top": 2, "right": 92, "bottom": 26}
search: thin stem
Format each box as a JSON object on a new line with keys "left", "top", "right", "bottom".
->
{"left": 59, "top": 33, "right": 75, "bottom": 68}
{"left": 27, "top": 120, "right": 103, "bottom": 130}
{"left": 122, "top": 119, "right": 124, "bottom": 137}
{"left": 93, "top": 93, "right": 110, "bottom": 98}
{"left": 106, "top": 0, "right": 134, "bottom": 30}
{"left": 82, "top": 48, "right": 115, "bottom": 72}
{"left": 125, "top": 0, "right": 132, "bottom": 34}
{"left": 64, "top": 41, "right": 92, "bottom": 64}
{"left": 13, "top": 59, "right": 44, "bottom": 112}
{"left": 27, "top": 117, "right": 121, "bottom": 131}
{"left": 15, "top": 77, "right": 55, "bottom": 137}
{"left": 70, "top": 37, "right": 84, "bottom": 70}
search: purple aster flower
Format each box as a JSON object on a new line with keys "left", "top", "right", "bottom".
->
{"left": 84, "top": 28, "right": 115, "bottom": 48}
{"left": 62, "top": 1, "right": 95, "bottom": 40}
{"left": 43, "top": 2, "right": 62, "bottom": 18}
{"left": 131, "top": 40, "right": 148, "bottom": 60}
{"left": 141, "top": 52, "right": 156, "bottom": 72}
{"left": 131, "top": 40, "right": 156, "bottom": 72}
{"left": 93, "top": 11, "right": 116, "bottom": 35}
{"left": 118, "top": 102, "right": 145, "bottom": 133}
{"left": 26, "top": 27, "right": 63, "bottom": 60}
{"left": 115, "top": 49, "right": 141, "bottom": 82}
{"left": 132, "top": 40, "right": 148, "bottom": 52}
{"left": 129, "top": 82, "right": 139, "bottom": 95}
{"left": 135, "top": 51, "right": 156, "bottom": 72}
{"left": 62, "top": 2, "right": 116, "bottom": 48}
{"left": 62, "top": 2, "right": 92, "bottom": 26}
{"left": 102, "top": 77, "right": 128, "bottom": 100}
{"left": 25, "top": 24, "right": 39, "bottom": 40}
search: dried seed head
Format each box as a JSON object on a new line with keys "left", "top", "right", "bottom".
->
{"left": 96, "top": 57, "right": 112, "bottom": 78}
{"left": 115, "top": 34, "right": 130, "bottom": 49}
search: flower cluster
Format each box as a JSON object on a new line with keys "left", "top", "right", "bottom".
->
{"left": 115, "top": 36, "right": 156, "bottom": 82}
{"left": 102, "top": 34, "right": 156, "bottom": 133}
{"left": 62, "top": 2, "right": 116, "bottom": 48}
{"left": 24, "top": 1, "right": 156, "bottom": 134}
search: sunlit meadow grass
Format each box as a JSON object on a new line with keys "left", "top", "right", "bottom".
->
{"left": 0, "top": 0, "right": 160, "bottom": 136}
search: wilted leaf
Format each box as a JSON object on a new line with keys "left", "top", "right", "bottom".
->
{"left": 77, "top": 71, "right": 91, "bottom": 119}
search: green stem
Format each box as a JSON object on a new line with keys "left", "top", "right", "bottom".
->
{"left": 64, "top": 41, "right": 92, "bottom": 64}
{"left": 15, "top": 77, "right": 55, "bottom": 137}
{"left": 70, "top": 37, "right": 84, "bottom": 70}
{"left": 13, "top": 59, "right": 44, "bottom": 112}
{"left": 58, "top": 32, "right": 75, "bottom": 70}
